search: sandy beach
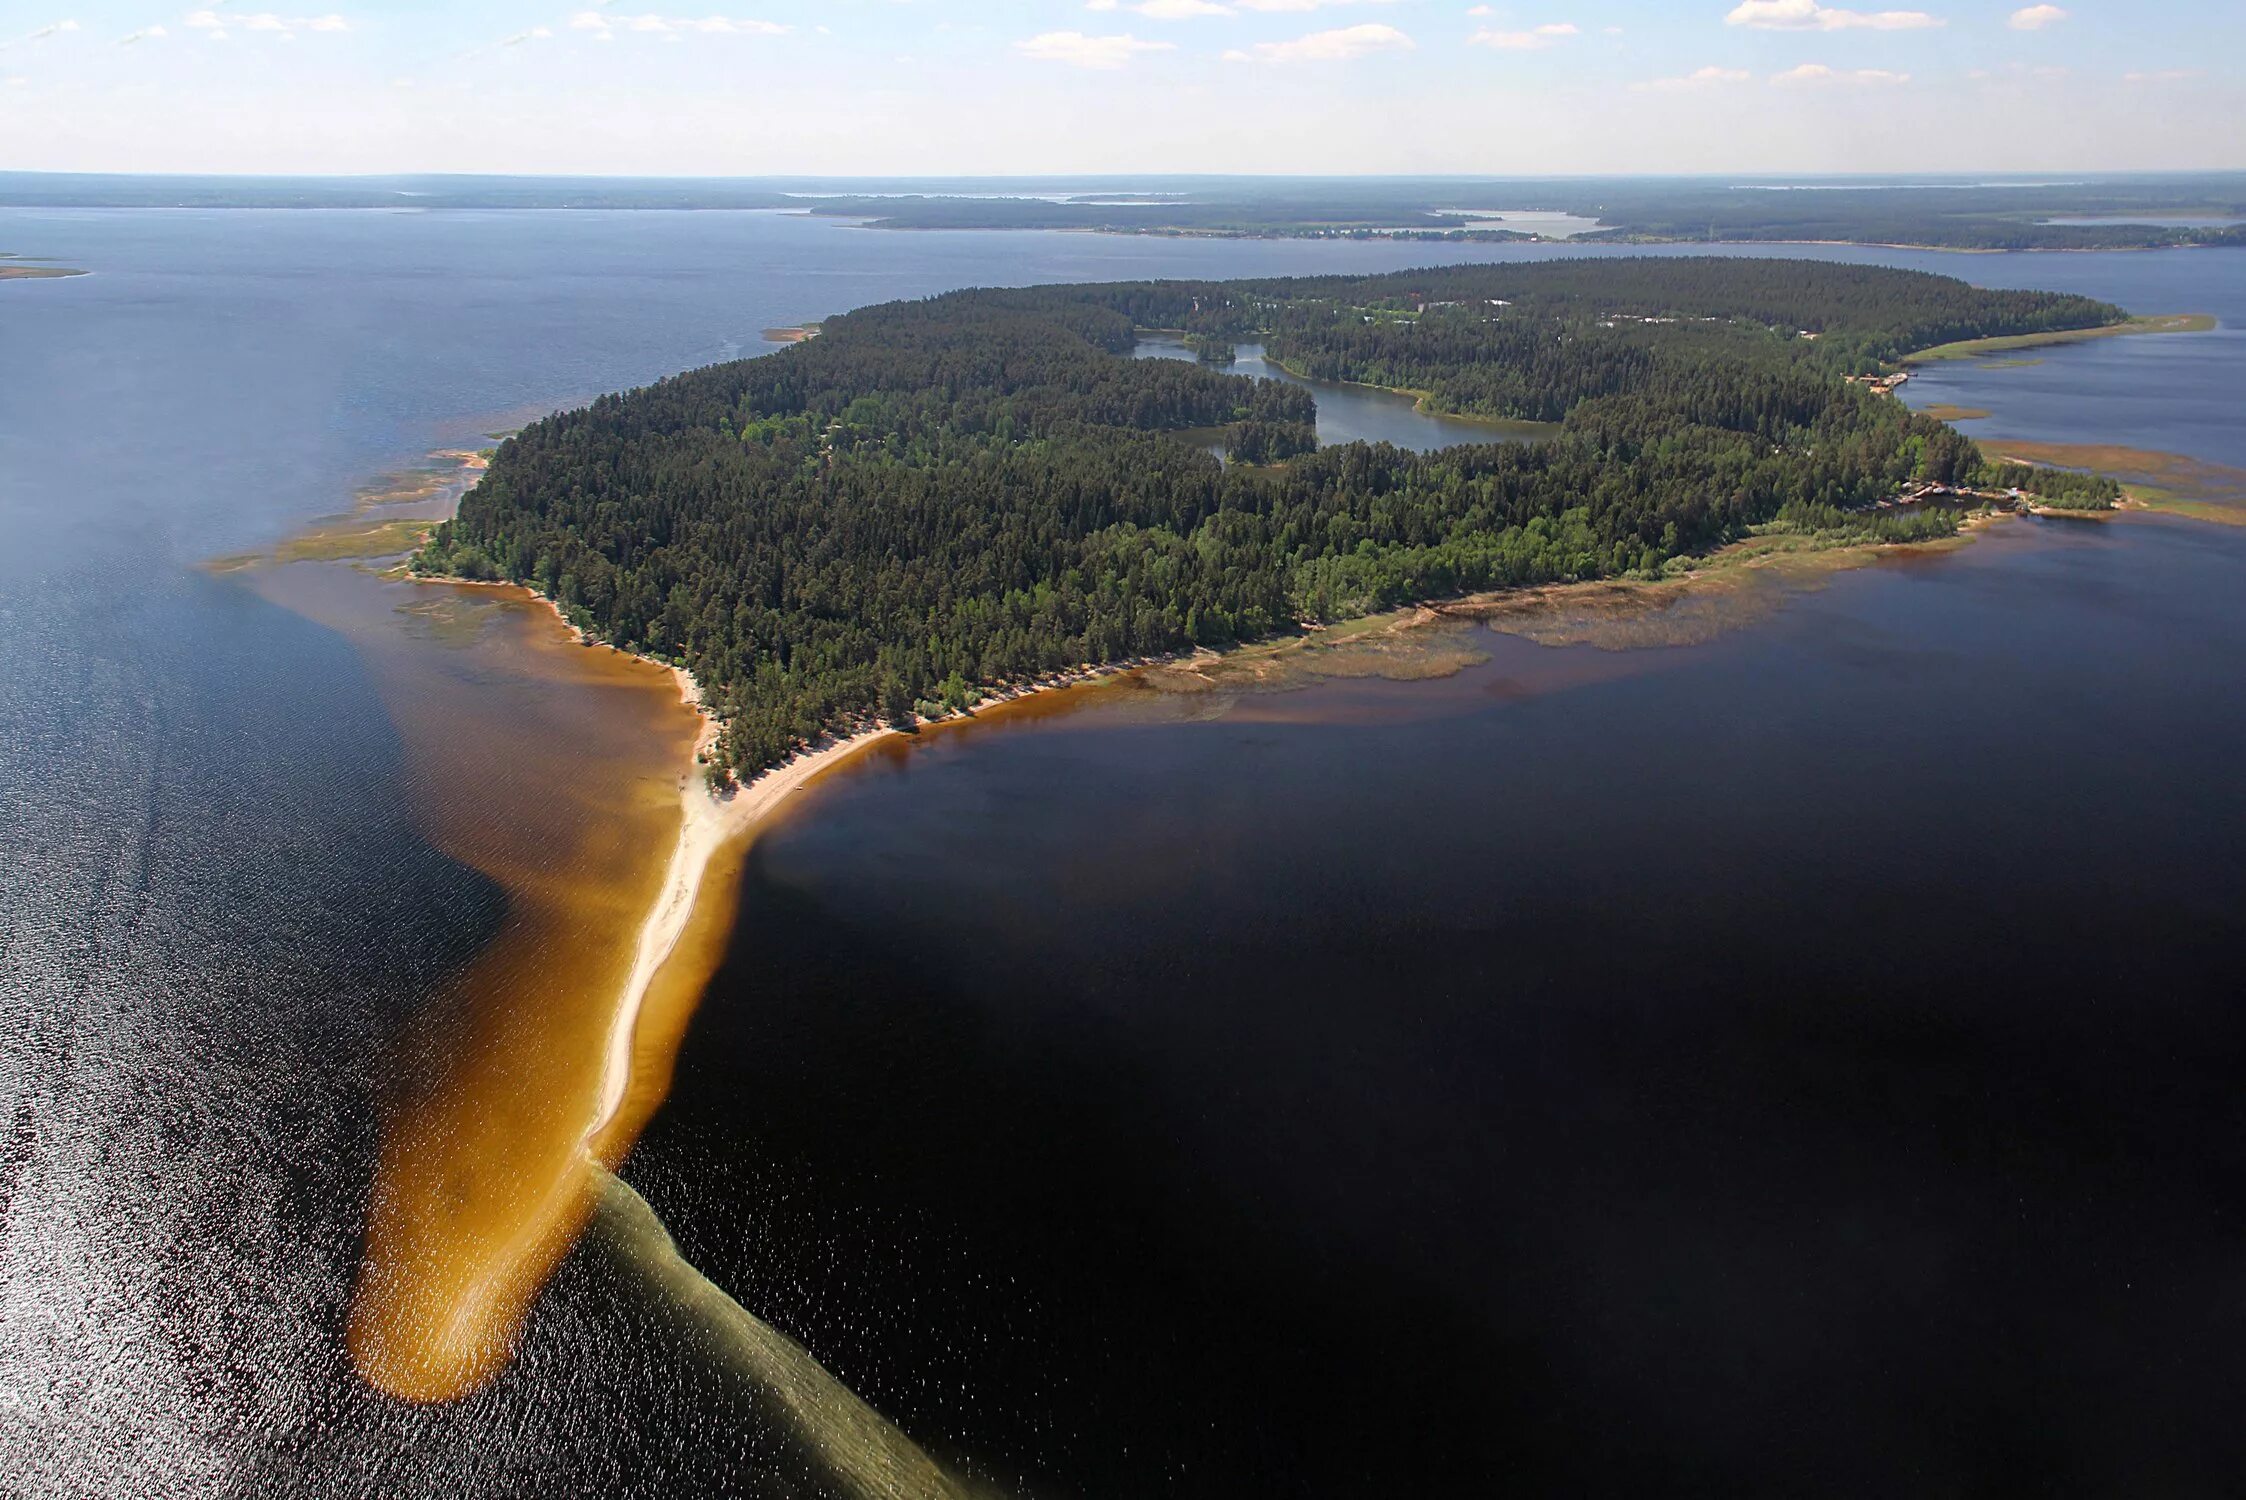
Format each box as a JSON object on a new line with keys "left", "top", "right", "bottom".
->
{"left": 585, "top": 717, "right": 899, "bottom": 1150}
{"left": 579, "top": 650, "right": 1148, "bottom": 1158}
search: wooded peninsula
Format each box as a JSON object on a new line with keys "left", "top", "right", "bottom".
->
{"left": 415, "top": 258, "right": 2128, "bottom": 776}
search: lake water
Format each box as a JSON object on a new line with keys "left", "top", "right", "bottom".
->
{"left": 1132, "top": 333, "right": 1555, "bottom": 451}
{"left": 666, "top": 512, "right": 2246, "bottom": 1497}
{"left": 1438, "top": 208, "right": 1607, "bottom": 238}
{"left": 2, "top": 205, "right": 2242, "bottom": 1496}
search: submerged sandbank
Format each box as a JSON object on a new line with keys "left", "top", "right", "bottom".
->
{"left": 309, "top": 568, "right": 928, "bottom": 1403}
{"left": 592, "top": 1168, "right": 979, "bottom": 1499}
{"left": 249, "top": 515, "right": 1129, "bottom": 1404}
{"left": 244, "top": 563, "right": 707, "bottom": 1401}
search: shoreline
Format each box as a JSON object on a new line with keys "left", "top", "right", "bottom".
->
{"left": 420, "top": 448, "right": 2239, "bottom": 1173}
{"left": 583, "top": 718, "right": 897, "bottom": 1149}
{"left": 550, "top": 628, "right": 1151, "bottom": 1166}
{"left": 410, "top": 569, "right": 1149, "bottom": 1169}
{"left": 394, "top": 572, "right": 904, "bottom": 1164}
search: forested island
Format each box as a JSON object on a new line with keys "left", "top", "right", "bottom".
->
{"left": 415, "top": 258, "right": 2128, "bottom": 776}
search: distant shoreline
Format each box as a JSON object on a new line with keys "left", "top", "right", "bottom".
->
{"left": 814, "top": 219, "right": 2246, "bottom": 254}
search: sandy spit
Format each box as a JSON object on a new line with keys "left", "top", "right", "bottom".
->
{"left": 584, "top": 717, "right": 899, "bottom": 1146}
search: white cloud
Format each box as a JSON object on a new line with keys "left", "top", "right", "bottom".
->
{"left": 1465, "top": 3, "right": 1491, "bottom": 12}
{"left": 1726, "top": 0, "right": 1941, "bottom": 30}
{"left": 571, "top": 12, "right": 788, "bottom": 40}
{"left": 1471, "top": 21, "right": 1577, "bottom": 49}
{"left": 1088, "top": 0, "right": 1233, "bottom": 15}
{"left": 1637, "top": 63, "right": 1751, "bottom": 90}
{"left": 1224, "top": 20, "right": 1412, "bottom": 61}
{"left": 501, "top": 25, "right": 554, "bottom": 45}
{"left": 1014, "top": 29, "right": 1175, "bottom": 67}
{"left": 21, "top": 19, "right": 82, "bottom": 42}
{"left": 1972, "top": 59, "right": 2067, "bottom": 80}
{"left": 3, "top": 74, "right": 26, "bottom": 84}
{"left": 2007, "top": 4, "right": 2065, "bottom": 28}
{"left": 1233, "top": 0, "right": 1403, "bottom": 12}
{"left": 1771, "top": 61, "right": 1912, "bottom": 83}
{"left": 120, "top": 24, "right": 168, "bottom": 43}
{"left": 2123, "top": 67, "right": 2199, "bottom": 83}
{"left": 182, "top": 11, "right": 348, "bottom": 38}
{"left": 695, "top": 16, "right": 787, "bottom": 32}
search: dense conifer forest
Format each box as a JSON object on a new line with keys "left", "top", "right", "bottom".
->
{"left": 417, "top": 258, "right": 2126, "bottom": 775}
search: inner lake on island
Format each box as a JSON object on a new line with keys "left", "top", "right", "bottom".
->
{"left": 4, "top": 204, "right": 2244, "bottom": 1496}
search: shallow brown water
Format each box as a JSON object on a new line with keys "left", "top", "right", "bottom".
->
{"left": 247, "top": 562, "right": 705, "bottom": 1400}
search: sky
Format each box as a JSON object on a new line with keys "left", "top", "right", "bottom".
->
{"left": 2, "top": 0, "right": 2240, "bottom": 176}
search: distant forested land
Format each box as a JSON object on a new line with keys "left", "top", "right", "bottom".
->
{"left": 417, "top": 258, "right": 2127, "bottom": 775}
{"left": 802, "top": 176, "right": 2246, "bottom": 250}
{"left": 9, "top": 172, "right": 2244, "bottom": 250}
{"left": 1560, "top": 180, "right": 2246, "bottom": 250}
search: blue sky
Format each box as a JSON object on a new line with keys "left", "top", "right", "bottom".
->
{"left": 3, "top": 1, "right": 2239, "bottom": 174}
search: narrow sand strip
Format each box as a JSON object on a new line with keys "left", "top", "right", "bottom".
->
{"left": 586, "top": 722, "right": 898, "bottom": 1146}
{"left": 581, "top": 654, "right": 1143, "bottom": 1157}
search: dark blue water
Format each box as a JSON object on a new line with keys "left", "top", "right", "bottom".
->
{"left": 657, "top": 513, "right": 2246, "bottom": 1499}
{"left": 2, "top": 205, "right": 2241, "bottom": 1496}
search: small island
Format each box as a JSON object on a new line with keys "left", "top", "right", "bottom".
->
{"left": 0, "top": 254, "right": 85, "bottom": 281}
{"left": 417, "top": 258, "right": 2136, "bottom": 780}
